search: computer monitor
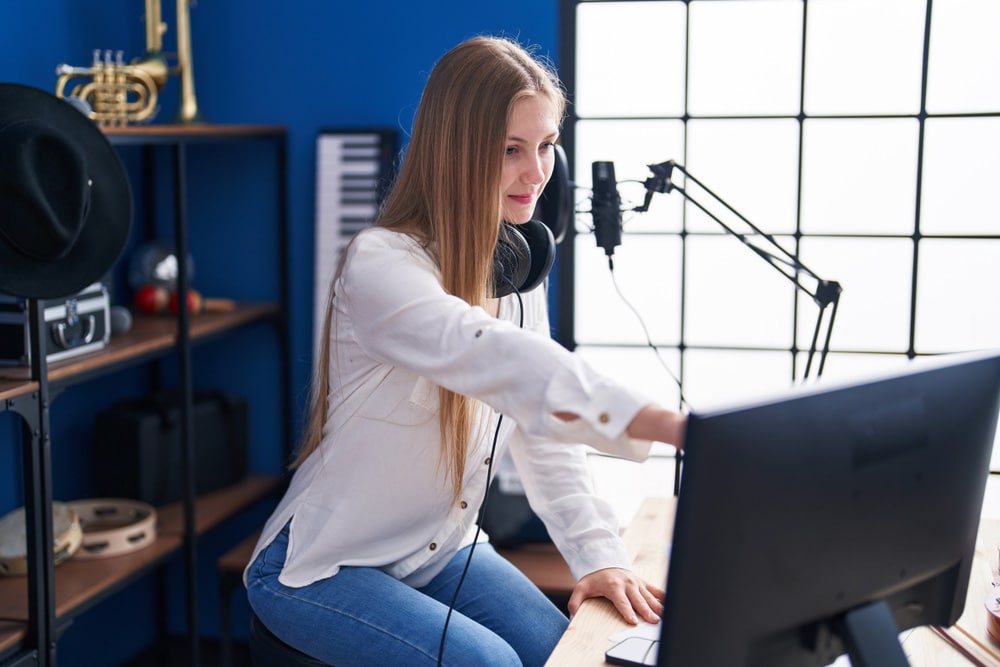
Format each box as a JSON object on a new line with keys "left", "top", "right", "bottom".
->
{"left": 658, "top": 350, "right": 1000, "bottom": 666}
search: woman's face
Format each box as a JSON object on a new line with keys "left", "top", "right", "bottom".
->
{"left": 500, "top": 95, "right": 560, "bottom": 225}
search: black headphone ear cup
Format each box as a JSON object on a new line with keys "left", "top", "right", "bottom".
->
{"left": 516, "top": 219, "right": 555, "bottom": 293}
{"left": 492, "top": 220, "right": 555, "bottom": 298}
{"left": 493, "top": 224, "right": 532, "bottom": 298}
{"left": 533, "top": 144, "right": 571, "bottom": 244}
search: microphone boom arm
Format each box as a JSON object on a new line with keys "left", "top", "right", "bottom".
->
{"left": 636, "top": 160, "right": 842, "bottom": 379}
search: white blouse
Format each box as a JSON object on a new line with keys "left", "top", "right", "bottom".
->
{"left": 245, "top": 227, "right": 655, "bottom": 589}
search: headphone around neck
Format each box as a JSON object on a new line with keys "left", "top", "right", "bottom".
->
{"left": 492, "top": 220, "right": 555, "bottom": 298}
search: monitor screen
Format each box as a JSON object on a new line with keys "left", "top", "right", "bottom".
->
{"left": 657, "top": 350, "right": 1000, "bottom": 667}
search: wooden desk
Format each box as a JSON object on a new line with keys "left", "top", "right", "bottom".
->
{"left": 545, "top": 497, "right": 1000, "bottom": 666}
{"left": 545, "top": 496, "right": 674, "bottom": 666}
{"left": 903, "top": 518, "right": 1000, "bottom": 666}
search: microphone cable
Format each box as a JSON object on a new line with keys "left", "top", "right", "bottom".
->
{"left": 437, "top": 287, "right": 525, "bottom": 667}
{"left": 606, "top": 262, "right": 692, "bottom": 412}
{"left": 605, "top": 263, "right": 691, "bottom": 496}
{"left": 586, "top": 175, "right": 692, "bottom": 410}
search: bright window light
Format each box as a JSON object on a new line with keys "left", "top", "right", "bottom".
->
{"left": 571, "top": 0, "right": 1000, "bottom": 468}
{"left": 804, "top": 0, "right": 926, "bottom": 115}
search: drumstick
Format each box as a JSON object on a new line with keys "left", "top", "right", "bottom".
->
{"left": 176, "top": 290, "right": 237, "bottom": 314}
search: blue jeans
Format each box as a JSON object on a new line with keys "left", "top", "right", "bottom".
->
{"left": 245, "top": 523, "right": 569, "bottom": 666}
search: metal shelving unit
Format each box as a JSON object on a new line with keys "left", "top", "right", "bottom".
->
{"left": 0, "top": 125, "right": 291, "bottom": 667}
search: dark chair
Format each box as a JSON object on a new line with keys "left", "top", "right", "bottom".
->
{"left": 249, "top": 612, "right": 332, "bottom": 667}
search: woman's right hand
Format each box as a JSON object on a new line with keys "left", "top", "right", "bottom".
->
{"left": 626, "top": 406, "right": 686, "bottom": 449}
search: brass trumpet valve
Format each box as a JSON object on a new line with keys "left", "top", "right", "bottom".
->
{"left": 54, "top": 48, "right": 159, "bottom": 126}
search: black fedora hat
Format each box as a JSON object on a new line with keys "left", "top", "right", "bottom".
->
{"left": 0, "top": 83, "right": 132, "bottom": 299}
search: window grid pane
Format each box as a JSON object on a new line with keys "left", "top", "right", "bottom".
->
{"left": 688, "top": 0, "right": 803, "bottom": 116}
{"left": 804, "top": 0, "right": 926, "bottom": 115}
{"left": 576, "top": 2, "right": 687, "bottom": 118}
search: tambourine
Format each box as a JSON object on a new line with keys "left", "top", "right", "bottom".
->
{"left": 0, "top": 502, "right": 84, "bottom": 576}
{"left": 66, "top": 498, "right": 157, "bottom": 559}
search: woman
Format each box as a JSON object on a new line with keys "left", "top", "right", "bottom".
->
{"left": 245, "top": 35, "right": 686, "bottom": 666}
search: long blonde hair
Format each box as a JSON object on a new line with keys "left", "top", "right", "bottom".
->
{"left": 293, "top": 36, "right": 567, "bottom": 503}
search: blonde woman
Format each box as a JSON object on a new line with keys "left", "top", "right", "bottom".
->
{"left": 245, "top": 35, "right": 686, "bottom": 667}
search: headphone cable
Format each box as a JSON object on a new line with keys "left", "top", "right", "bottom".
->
{"left": 436, "top": 288, "right": 525, "bottom": 666}
{"left": 436, "top": 416, "right": 501, "bottom": 667}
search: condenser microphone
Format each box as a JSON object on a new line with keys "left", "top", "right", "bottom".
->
{"left": 591, "top": 161, "right": 623, "bottom": 257}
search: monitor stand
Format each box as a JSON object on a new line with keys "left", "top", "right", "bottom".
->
{"left": 837, "top": 600, "right": 910, "bottom": 667}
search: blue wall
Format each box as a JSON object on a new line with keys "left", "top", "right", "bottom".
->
{"left": 1, "top": 2, "right": 558, "bottom": 664}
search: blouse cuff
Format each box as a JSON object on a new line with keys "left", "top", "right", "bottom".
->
{"left": 564, "top": 535, "right": 634, "bottom": 581}
{"left": 547, "top": 363, "right": 650, "bottom": 432}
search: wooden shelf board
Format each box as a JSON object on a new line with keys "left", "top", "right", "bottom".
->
{"left": 0, "top": 620, "right": 26, "bottom": 656}
{"left": 218, "top": 529, "right": 263, "bottom": 574}
{"left": 0, "top": 378, "right": 38, "bottom": 404}
{"left": 103, "top": 124, "right": 286, "bottom": 140}
{"left": 158, "top": 474, "right": 283, "bottom": 536}
{"left": 0, "top": 534, "right": 182, "bottom": 622}
{"left": 0, "top": 303, "right": 277, "bottom": 393}
{"left": 0, "top": 474, "right": 281, "bottom": 624}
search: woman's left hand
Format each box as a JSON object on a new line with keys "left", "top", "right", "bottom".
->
{"left": 568, "top": 567, "right": 664, "bottom": 625}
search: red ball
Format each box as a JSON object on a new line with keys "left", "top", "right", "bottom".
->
{"left": 168, "top": 289, "right": 203, "bottom": 314}
{"left": 134, "top": 285, "right": 168, "bottom": 314}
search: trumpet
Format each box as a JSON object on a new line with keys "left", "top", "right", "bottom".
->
{"left": 54, "top": 0, "right": 201, "bottom": 126}
{"left": 55, "top": 50, "right": 163, "bottom": 125}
